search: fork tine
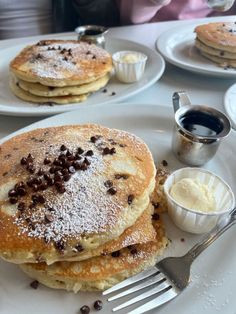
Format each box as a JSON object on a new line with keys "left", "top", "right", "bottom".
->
{"left": 108, "top": 272, "right": 165, "bottom": 301}
{"left": 103, "top": 267, "right": 159, "bottom": 295}
{"left": 127, "top": 287, "right": 179, "bottom": 314}
{"left": 112, "top": 279, "right": 171, "bottom": 312}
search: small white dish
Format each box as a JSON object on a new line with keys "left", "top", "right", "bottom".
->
{"left": 112, "top": 50, "right": 147, "bottom": 83}
{"left": 224, "top": 82, "right": 236, "bottom": 130}
{"left": 164, "top": 167, "right": 235, "bottom": 234}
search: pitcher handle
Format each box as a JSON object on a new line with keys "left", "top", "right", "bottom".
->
{"left": 172, "top": 91, "right": 191, "bottom": 113}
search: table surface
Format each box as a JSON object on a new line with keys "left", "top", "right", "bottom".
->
{"left": 0, "top": 15, "right": 235, "bottom": 139}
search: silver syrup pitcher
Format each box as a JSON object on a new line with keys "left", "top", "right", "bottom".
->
{"left": 171, "top": 91, "right": 231, "bottom": 166}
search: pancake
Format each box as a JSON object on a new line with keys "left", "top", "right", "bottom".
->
{"left": 200, "top": 51, "right": 236, "bottom": 67}
{"left": 10, "top": 40, "right": 112, "bottom": 87}
{"left": 195, "top": 38, "right": 236, "bottom": 60}
{"left": 17, "top": 73, "right": 110, "bottom": 97}
{"left": 20, "top": 206, "right": 168, "bottom": 292}
{"left": 195, "top": 22, "right": 236, "bottom": 53}
{"left": 0, "top": 124, "right": 156, "bottom": 264}
{"left": 20, "top": 168, "right": 169, "bottom": 292}
{"left": 10, "top": 76, "right": 88, "bottom": 105}
{"left": 65, "top": 203, "right": 156, "bottom": 262}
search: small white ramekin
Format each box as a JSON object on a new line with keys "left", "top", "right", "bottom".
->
{"left": 112, "top": 50, "right": 147, "bottom": 83}
{"left": 163, "top": 167, "right": 235, "bottom": 234}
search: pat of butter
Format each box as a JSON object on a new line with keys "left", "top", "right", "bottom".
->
{"left": 170, "top": 178, "right": 216, "bottom": 213}
{"left": 119, "top": 53, "right": 139, "bottom": 63}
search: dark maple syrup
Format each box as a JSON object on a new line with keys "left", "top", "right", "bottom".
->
{"left": 180, "top": 110, "right": 223, "bottom": 137}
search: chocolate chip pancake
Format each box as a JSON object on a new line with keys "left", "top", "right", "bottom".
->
{"left": 10, "top": 40, "right": 112, "bottom": 87}
{"left": 20, "top": 204, "right": 168, "bottom": 292}
{"left": 0, "top": 124, "right": 156, "bottom": 264}
{"left": 195, "top": 22, "right": 236, "bottom": 67}
{"left": 16, "top": 73, "right": 110, "bottom": 97}
{"left": 10, "top": 75, "right": 88, "bottom": 105}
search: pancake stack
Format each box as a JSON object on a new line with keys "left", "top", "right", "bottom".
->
{"left": 195, "top": 22, "right": 236, "bottom": 68}
{"left": 9, "top": 40, "right": 112, "bottom": 105}
{"left": 0, "top": 124, "right": 168, "bottom": 292}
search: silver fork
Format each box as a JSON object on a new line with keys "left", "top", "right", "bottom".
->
{"left": 103, "top": 207, "right": 236, "bottom": 314}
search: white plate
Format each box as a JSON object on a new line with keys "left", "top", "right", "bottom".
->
{"left": 156, "top": 22, "right": 236, "bottom": 78}
{"left": 0, "top": 37, "right": 165, "bottom": 116}
{"left": 224, "top": 83, "right": 236, "bottom": 129}
{"left": 0, "top": 103, "right": 235, "bottom": 314}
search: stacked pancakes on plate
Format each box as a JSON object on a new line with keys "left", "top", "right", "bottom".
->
{"left": 0, "top": 124, "right": 168, "bottom": 292}
{"left": 9, "top": 40, "right": 112, "bottom": 104}
{"left": 195, "top": 22, "right": 236, "bottom": 68}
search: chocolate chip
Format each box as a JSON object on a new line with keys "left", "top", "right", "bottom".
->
{"left": 104, "top": 180, "right": 113, "bottom": 188}
{"left": 130, "top": 247, "right": 138, "bottom": 255}
{"left": 56, "top": 183, "right": 66, "bottom": 193}
{"left": 80, "top": 163, "right": 88, "bottom": 171}
{"left": 53, "top": 159, "right": 62, "bottom": 166}
{"left": 111, "top": 250, "right": 120, "bottom": 257}
{"left": 111, "top": 92, "right": 116, "bottom": 96}
{"left": 8, "top": 189, "right": 17, "bottom": 197}
{"left": 102, "top": 89, "right": 107, "bottom": 93}
{"left": 27, "top": 164, "right": 35, "bottom": 174}
{"left": 45, "top": 214, "right": 54, "bottom": 223}
{"left": 162, "top": 160, "right": 168, "bottom": 166}
{"left": 44, "top": 157, "right": 51, "bottom": 165}
{"left": 9, "top": 197, "right": 18, "bottom": 204}
{"left": 37, "top": 168, "right": 44, "bottom": 176}
{"left": 152, "top": 213, "right": 160, "bottom": 220}
{"left": 77, "top": 147, "right": 84, "bottom": 155}
{"left": 54, "top": 173, "right": 63, "bottom": 182}
{"left": 17, "top": 187, "right": 27, "bottom": 196}
{"left": 55, "top": 240, "right": 66, "bottom": 252}
{"left": 63, "top": 173, "right": 71, "bottom": 182}
{"left": 27, "top": 153, "right": 34, "bottom": 162}
{"left": 84, "top": 157, "right": 90, "bottom": 166}
{"left": 73, "top": 160, "right": 81, "bottom": 170}
{"left": 128, "top": 194, "right": 134, "bottom": 205}
{"left": 40, "top": 182, "right": 48, "bottom": 190}
{"left": 90, "top": 135, "right": 101, "bottom": 143}
{"left": 80, "top": 305, "right": 90, "bottom": 314}
{"left": 32, "top": 183, "right": 40, "bottom": 192}
{"left": 30, "top": 280, "right": 39, "bottom": 289}
{"left": 107, "top": 187, "right": 117, "bottom": 195}
{"left": 38, "top": 195, "right": 45, "bottom": 203}
{"left": 220, "top": 51, "right": 225, "bottom": 56}
{"left": 152, "top": 202, "right": 159, "bottom": 209}
{"left": 67, "top": 154, "right": 75, "bottom": 161}
{"left": 119, "top": 143, "right": 126, "bottom": 147}
{"left": 64, "top": 160, "right": 72, "bottom": 168}
{"left": 102, "top": 147, "right": 110, "bottom": 155}
{"left": 85, "top": 150, "right": 93, "bottom": 156}
{"left": 17, "top": 202, "right": 26, "bottom": 212}
{"left": 93, "top": 300, "right": 103, "bottom": 311}
{"left": 114, "top": 174, "right": 129, "bottom": 180}
{"left": 20, "top": 157, "right": 27, "bottom": 165}
{"left": 49, "top": 166, "right": 56, "bottom": 174}
{"left": 74, "top": 244, "right": 84, "bottom": 252}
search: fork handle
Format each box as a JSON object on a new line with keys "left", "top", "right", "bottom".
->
{"left": 184, "top": 207, "right": 236, "bottom": 262}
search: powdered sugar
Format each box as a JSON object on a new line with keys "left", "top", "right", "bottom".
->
{"left": 25, "top": 40, "right": 111, "bottom": 80}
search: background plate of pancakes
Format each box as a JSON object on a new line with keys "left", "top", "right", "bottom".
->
{"left": 0, "top": 103, "right": 236, "bottom": 314}
{"left": 0, "top": 37, "right": 165, "bottom": 116}
{"left": 156, "top": 17, "right": 236, "bottom": 78}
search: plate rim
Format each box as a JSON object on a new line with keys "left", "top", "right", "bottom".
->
{"left": 156, "top": 22, "right": 236, "bottom": 78}
{"left": 224, "top": 82, "right": 236, "bottom": 129}
{"left": 0, "top": 37, "right": 165, "bottom": 117}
